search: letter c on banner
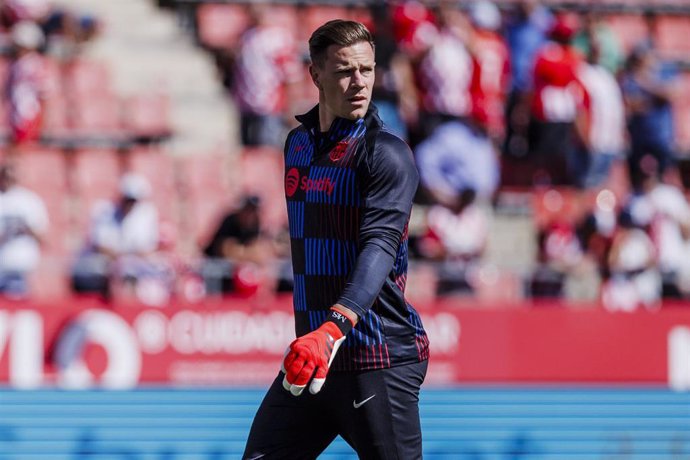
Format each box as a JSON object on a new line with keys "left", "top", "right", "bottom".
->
{"left": 57, "top": 309, "right": 142, "bottom": 389}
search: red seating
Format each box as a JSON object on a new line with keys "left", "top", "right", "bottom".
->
{"left": 176, "top": 153, "right": 236, "bottom": 251}
{"left": 125, "top": 147, "right": 179, "bottom": 224}
{"left": 63, "top": 59, "right": 112, "bottom": 97}
{"left": 607, "top": 14, "right": 648, "bottom": 53}
{"left": 196, "top": 3, "right": 249, "bottom": 50}
{"left": 71, "top": 148, "right": 122, "bottom": 230}
{"left": 122, "top": 93, "right": 171, "bottom": 138}
{"left": 42, "top": 94, "right": 69, "bottom": 136}
{"left": 297, "top": 5, "right": 350, "bottom": 41}
{"left": 654, "top": 16, "right": 690, "bottom": 58}
{"left": 12, "top": 147, "right": 70, "bottom": 255}
{"left": 71, "top": 93, "right": 122, "bottom": 134}
{"left": 261, "top": 4, "right": 298, "bottom": 31}
{"left": 239, "top": 147, "right": 287, "bottom": 230}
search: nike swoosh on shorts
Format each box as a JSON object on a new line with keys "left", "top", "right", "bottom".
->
{"left": 353, "top": 394, "right": 376, "bottom": 409}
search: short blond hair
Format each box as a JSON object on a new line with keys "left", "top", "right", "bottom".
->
{"left": 308, "top": 20, "right": 374, "bottom": 67}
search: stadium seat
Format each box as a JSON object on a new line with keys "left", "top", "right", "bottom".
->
{"left": 71, "top": 148, "right": 122, "bottom": 230}
{"left": 176, "top": 153, "right": 236, "bottom": 252}
{"left": 42, "top": 95, "right": 70, "bottom": 136}
{"left": 654, "top": 16, "right": 690, "bottom": 58}
{"left": 125, "top": 147, "right": 179, "bottom": 224}
{"left": 196, "top": 3, "right": 249, "bottom": 50}
{"left": 606, "top": 13, "right": 648, "bottom": 53}
{"left": 71, "top": 92, "right": 122, "bottom": 135}
{"left": 12, "top": 147, "right": 70, "bottom": 255}
{"left": 260, "top": 4, "right": 298, "bottom": 31}
{"left": 122, "top": 93, "right": 172, "bottom": 139}
{"left": 297, "top": 5, "right": 351, "bottom": 41}
{"left": 63, "top": 59, "right": 112, "bottom": 97}
{"left": 239, "top": 146, "right": 287, "bottom": 230}
{"left": 673, "top": 74, "right": 690, "bottom": 153}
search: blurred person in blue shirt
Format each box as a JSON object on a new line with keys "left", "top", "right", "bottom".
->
{"left": 621, "top": 44, "right": 679, "bottom": 190}
{"left": 503, "top": 1, "right": 551, "bottom": 160}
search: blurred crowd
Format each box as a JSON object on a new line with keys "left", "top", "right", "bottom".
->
{"left": 1, "top": 0, "right": 690, "bottom": 311}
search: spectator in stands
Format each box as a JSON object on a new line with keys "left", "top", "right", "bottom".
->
{"left": 531, "top": 218, "right": 584, "bottom": 299}
{"left": 409, "top": 1, "right": 473, "bottom": 143}
{"left": 5, "top": 20, "right": 46, "bottom": 148}
{"left": 202, "top": 195, "right": 275, "bottom": 296}
{"left": 369, "top": 3, "right": 418, "bottom": 141}
{"left": 467, "top": 0, "right": 510, "bottom": 144}
{"left": 627, "top": 156, "right": 690, "bottom": 298}
{"left": 418, "top": 188, "right": 489, "bottom": 296}
{"left": 231, "top": 3, "right": 302, "bottom": 148}
{"left": 621, "top": 44, "right": 679, "bottom": 189}
{"left": 572, "top": 8, "right": 623, "bottom": 75}
{"left": 601, "top": 209, "right": 660, "bottom": 312}
{"left": 414, "top": 119, "right": 499, "bottom": 204}
{"left": 42, "top": 9, "right": 101, "bottom": 59}
{"left": 71, "top": 173, "right": 172, "bottom": 304}
{"left": 503, "top": 0, "right": 550, "bottom": 160}
{"left": 571, "top": 41, "right": 625, "bottom": 189}
{"left": 0, "top": 161, "right": 49, "bottom": 297}
{"left": 528, "top": 11, "right": 585, "bottom": 186}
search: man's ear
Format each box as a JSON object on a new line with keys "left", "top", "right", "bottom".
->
{"left": 309, "top": 64, "right": 322, "bottom": 90}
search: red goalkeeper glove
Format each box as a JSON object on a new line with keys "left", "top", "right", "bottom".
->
{"left": 281, "top": 308, "right": 354, "bottom": 396}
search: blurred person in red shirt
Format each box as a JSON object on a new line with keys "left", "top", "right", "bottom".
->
{"left": 528, "top": 11, "right": 586, "bottom": 186}
{"left": 467, "top": 0, "right": 510, "bottom": 144}
{"left": 5, "top": 20, "right": 46, "bottom": 148}
{"left": 231, "top": 4, "right": 302, "bottom": 148}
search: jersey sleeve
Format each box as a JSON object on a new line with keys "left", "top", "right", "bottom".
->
{"left": 336, "top": 132, "right": 419, "bottom": 318}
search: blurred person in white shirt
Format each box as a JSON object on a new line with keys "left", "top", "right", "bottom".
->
{"left": 232, "top": 3, "right": 301, "bottom": 148}
{"left": 602, "top": 209, "right": 660, "bottom": 312}
{"left": 571, "top": 42, "right": 625, "bottom": 189}
{"left": 419, "top": 188, "right": 490, "bottom": 295}
{"left": 627, "top": 156, "right": 690, "bottom": 298}
{"left": 0, "top": 161, "right": 48, "bottom": 297}
{"left": 71, "top": 173, "right": 172, "bottom": 304}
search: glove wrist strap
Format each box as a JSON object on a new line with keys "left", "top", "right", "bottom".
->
{"left": 325, "top": 308, "right": 353, "bottom": 337}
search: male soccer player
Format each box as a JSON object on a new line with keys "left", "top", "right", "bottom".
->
{"left": 243, "top": 19, "right": 430, "bottom": 459}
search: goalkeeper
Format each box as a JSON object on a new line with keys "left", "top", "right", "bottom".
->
{"left": 243, "top": 19, "right": 429, "bottom": 459}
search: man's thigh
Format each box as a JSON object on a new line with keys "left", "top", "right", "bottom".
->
{"left": 243, "top": 373, "right": 338, "bottom": 460}
{"left": 334, "top": 360, "right": 428, "bottom": 460}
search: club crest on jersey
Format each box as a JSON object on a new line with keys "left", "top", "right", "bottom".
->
{"left": 329, "top": 141, "right": 349, "bottom": 162}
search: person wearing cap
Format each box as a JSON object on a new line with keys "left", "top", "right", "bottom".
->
{"left": 70, "top": 173, "right": 163, "bottom": 300}
{"left": 528, "top": 11, "right": 586, "bottom": 186}
{"left": 5, "top": 19, "right": 46, "bottom": 148}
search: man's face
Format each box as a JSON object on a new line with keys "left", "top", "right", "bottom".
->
{"left": 310, "top": 41, "right": 375, "bottom": 127}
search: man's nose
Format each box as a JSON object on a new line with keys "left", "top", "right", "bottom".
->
{"left": 351, "top": 70, "right": 366, "bottom": 88}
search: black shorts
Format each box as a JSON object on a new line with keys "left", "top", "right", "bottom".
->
{"left": 243, "top": 360, "right": 428, "bottom": 460}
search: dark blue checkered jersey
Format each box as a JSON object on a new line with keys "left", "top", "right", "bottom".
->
{"left": 284, "top": 104, "right": 429, "bottom": 371}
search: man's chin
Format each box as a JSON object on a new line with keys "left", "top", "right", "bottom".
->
{"left": 345, "top": 107, "right": 368, "bottom": 120}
